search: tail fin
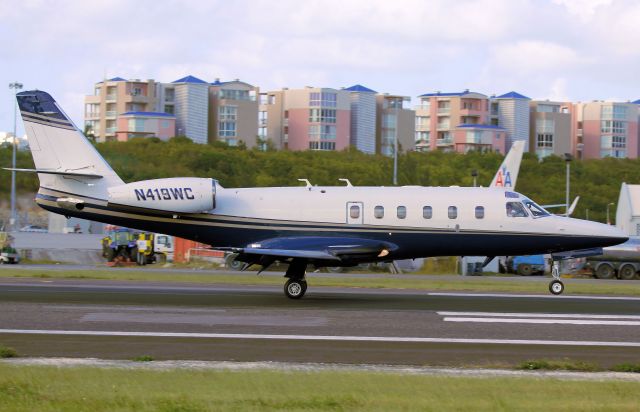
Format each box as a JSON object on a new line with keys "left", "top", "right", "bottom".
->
{"left": 490, "top": 140, "right": 524, "bottom": 189}
{"left": 14, "top": 90, "right": 123, "bottom": 199}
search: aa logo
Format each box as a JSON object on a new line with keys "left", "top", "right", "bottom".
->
{"left": 495, "top": 167, "right": 512, "bottom": 187}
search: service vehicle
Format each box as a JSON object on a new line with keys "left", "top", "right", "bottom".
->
{"left": 586, "top": 237, "right": 640, "bottom": 280}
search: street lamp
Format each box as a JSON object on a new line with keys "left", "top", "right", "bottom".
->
{"left": 9, "top": 81, "right": 23, "bottom": 231}
{"left": 606, "top": 202, "right": 615, "bottom": 225}
{"left": 563, "top": 153, "right": 573, "bottom": 216}
{"left": 471, "top": 169, "right": 478, "bottom": 187}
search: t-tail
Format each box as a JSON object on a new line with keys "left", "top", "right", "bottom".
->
{"left": 490, "top": 140, "right": 524, "bottom": 189}
{"left": 8, "top": 90, "right": 124, "bottom": 201}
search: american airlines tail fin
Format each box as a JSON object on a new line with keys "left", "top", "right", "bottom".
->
{"left": 11, "top": 90, "right": 123, "bottom": 199}
{"left": 490, "top": 140, "right": 524, "bottom": 189}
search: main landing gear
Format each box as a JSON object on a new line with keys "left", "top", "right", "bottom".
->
{"left": 548, "top": 260, "right": 564, "bottom": 295}
{"left": 284, "top": 259, "right": 308, "bottom": 299}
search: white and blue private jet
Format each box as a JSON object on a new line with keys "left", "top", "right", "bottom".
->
{"left": 7, "top": 90, "right": 627, "bottom": 298}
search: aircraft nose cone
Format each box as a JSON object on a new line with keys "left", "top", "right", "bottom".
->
{"left": 588, "top": 220, "right": 628, "bottom": 247}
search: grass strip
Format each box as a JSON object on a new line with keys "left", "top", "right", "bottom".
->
{"left": 2, "top": 267, "right": 640, "bottom": 296}
{"left": 0, "top": 364, "right": 639, "bottom": 411}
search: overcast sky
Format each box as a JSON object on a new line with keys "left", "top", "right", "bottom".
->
{"left": 1, "top": 0, "right": 639, "bottom": 136}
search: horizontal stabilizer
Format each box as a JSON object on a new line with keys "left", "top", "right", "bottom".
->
{"left": 3, "top": 168, "right": 103, "bottom": 179}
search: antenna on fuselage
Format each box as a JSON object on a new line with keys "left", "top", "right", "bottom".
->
{"left": 338, "top": 178, "right": 353, "bottom": 187}
{"left": 298, "top": 179, "right": 312, "bottom": 188}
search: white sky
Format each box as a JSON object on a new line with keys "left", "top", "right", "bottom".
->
{"left": 1, "top": 0, "right": 639, "bottom": 136}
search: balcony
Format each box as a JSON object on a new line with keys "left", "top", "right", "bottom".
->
{"left": 105, "top": 94, "right": 117, "bottom": 101}
{"left": 436, "top": 123, "right": 450, "bottom": 131}
{"left": 105, "top": 127, "right": 116, "bottom": 135}
{"left": 105, "top": 111, "right": 116, "bottom": 118}
{"left": 124, "top": 94, "right": 150, "bottom": 104}
{"left": 437, "top": 107, "right": 450, "bottom": 114}
{"left": 85, "top": 112, "right": 100, "bottom": 119}
{"left": 85, "top": 95, "right": 100, "bottom": 104}
{"left": 414, "top": 104, "right": 431, "bottom": 111}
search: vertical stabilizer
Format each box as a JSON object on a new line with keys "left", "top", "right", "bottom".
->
{"left": 15, "top": 90, "right": 123, "bottom": 199}
{"left": 490, "top": 140, "right": 524, "bottom": 189}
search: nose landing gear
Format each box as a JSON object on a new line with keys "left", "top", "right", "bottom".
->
{"left": 548, "top": 260, "right": 564, "bottom": 295}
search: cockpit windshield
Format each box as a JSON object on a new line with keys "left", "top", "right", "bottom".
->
{"left": 522, "top": 198, "right": 550, "bottom": 217}
{"left": 506, "top": 202, "right": 528, "bottom": 217}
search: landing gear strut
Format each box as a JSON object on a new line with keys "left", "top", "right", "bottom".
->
{"left": 284, "top": 259, "right": 308, "bottom": 299}
{"left": 548, "top": 260, "right": 564, "bottom": 295}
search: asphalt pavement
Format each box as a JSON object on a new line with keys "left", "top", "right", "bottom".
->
{"left": 1, "top": 278, "right": 639, "bottom": 367}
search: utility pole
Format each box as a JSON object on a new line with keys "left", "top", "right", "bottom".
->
{"left": 563, "top": 153, "right": 573, "bottom": 216}
{"left": 9, "top": 82, "right": 23, "bottom": 231}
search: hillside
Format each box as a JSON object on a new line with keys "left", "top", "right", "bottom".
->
{"left": 1, "top": 138, "right": 637, "bottom": 224}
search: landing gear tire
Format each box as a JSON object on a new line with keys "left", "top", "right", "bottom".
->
{"left": 284, "top": 279, "right": 307, "bottom": 299}
{"left": 549, "top": 279, "right": 564, "bottom": 295}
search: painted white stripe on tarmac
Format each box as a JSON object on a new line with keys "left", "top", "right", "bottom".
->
{"left": 443, "top": 317, "right": 640, "bottom": 326}
{"left": 438, "top": 312, "right": 640, "bottom": 320}
{"left": 428, "top": 292, "right": 640, "bottom": 301}
{"left": 0, "top": 329, "right": 639, "bottom": 347}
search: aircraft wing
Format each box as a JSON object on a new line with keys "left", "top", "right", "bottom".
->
{"left": 222, "top": 236, "right": 398, "bottom": 266}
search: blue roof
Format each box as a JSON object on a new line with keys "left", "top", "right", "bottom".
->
{"left": 496, "top": 91, "right": 530, "bottom": 99}
{"left": 172, "top": 75, "right": 208, "bottom": 84}
{"left": 418, "top": 90, "right": 481, "bottom": 97}
{"left": 633, "top": 99, "right": 640, "bottom": 104}
{"left": 121, "top": 111, "right": 175, "bottom": 117}
{"left": 344, "top": 84, "right": 377, "bottom": 93}
{"left": 458, "top": 124, "right": 505, "bottom": 130}
{"left": 108, "top": 77, "right": 126, "bottom": 82}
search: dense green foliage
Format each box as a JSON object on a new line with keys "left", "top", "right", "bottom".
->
{"left": 2, "top": 137, "right": 638, "bottom": 223}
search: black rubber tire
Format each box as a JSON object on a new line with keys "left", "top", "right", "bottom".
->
{"left": 225, "top": 254, "right": 244, "bottom": 271}
{"left": 517, "top": 264, "right": 533, "bottom": 276}
{"left": 595, "top": 263, "right": 615, "bottom": 279}
{"left": 619, "top": 264, "right": 637, "bottom": 280}
{"left": 284, "top": 279, "right": 307, "bottom": 299}
{"left": 549, "top": 280, "right": 564, "bottom": 295}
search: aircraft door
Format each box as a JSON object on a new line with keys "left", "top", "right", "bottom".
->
{"left": 346, "top": 202, "right": 364, "bottom": 224}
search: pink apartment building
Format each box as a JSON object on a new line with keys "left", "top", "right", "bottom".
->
{"left": 415, "top": 90, "right": 506, "bottom": 153}
{"left": 259, "top": 87, "right": 350, "bottom": 151}
{"left": 575, "top": 101, "right": 639, "bottom": 159}
{"left": 115, "top": 112, "right": 176, "bottom": 141}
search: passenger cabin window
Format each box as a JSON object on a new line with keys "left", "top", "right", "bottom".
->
{"left": 448, "top": 206, "right": 457, "bottom": 219}
{"left": 350, "top": 205, "right": 360, "bottom": 219}
{"left": 475, "top": 206, "right": 484, "bottom": 219}
{"left": 423, "top": 206, "right": 432, "bottom": 219}
{"left": 374, "top": 205, "right": 384, "bottom": 219}
{"left": 397, "top": 206, "right": 407, "bottom": 219}
{"left": 506, "top": 202, "right": 528, "bottom": 217}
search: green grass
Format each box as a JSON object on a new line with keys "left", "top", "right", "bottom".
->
{"left": 0, "top": 364, "right": 639, "bottom": 411}
{"left": 2, "top": 266, "right": 640, "bottom": 296}
{"left": 518, "top": 359, "right": 600, "bottom": 372}
{"left": 133, "top": 355, "right": 154, "bottom": 362}
{"left": 0, "top": 346, "right": 17, "bottom": 359}
{"left": 612, "top": 363, "right": 640, "bottom": 373}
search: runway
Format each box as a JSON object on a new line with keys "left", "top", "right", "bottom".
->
{"left": 1, "top": 278, "right": 640, "bottom": 366}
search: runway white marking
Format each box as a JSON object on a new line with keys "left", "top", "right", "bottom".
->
{"left": 0, "top": 329, "right": 639, "bottom": 347}
{"left": 438, "top": 311, "right": 640, "bottom": 320}
{"left": 443, "top": 317, "right": 640, "bottom": 326}
{"left": 428, "top": 292, "right": 640, "bottom": 301}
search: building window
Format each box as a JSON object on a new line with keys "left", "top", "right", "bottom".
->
{"left": 475, "top": 206, "right": 484, "bottom": 219}
{"left": 128, "top": 118, "right": 145, "bottom": 132}
{"left": 309, "top": 124, "right": 336, "bottom": 140}
{"left": 382, "top": 113, "right": 397, "bottom": 128}
{"left": 448, "top": 206, "right": 457, "bottom": 219}
{"left": 415, "top": 131, "right": 430, "bottom": 143}
{"left": 397, "top": 206, "right": 406, "bottom": 219}
{"left": 537, "top": 104, "right": 559, "bottom": 113}
{"left": 309, "top": 108, "right": 336, "bottom": 123}
{"left": 374, "top": 206, "right": 384, "bottom": 219}
{"left": 309, "top": 141, "right": 335, "bottom": 150}
{"left": 415, "top": 116, "right": 430, "bottom": 128}
{"left": 601, "top": 120, "right": 627, "bottom": 134}
{"left": 423, "top": 206, "right": 432, "bottom": 219}
{"left": 350, "top": 205, "right": 360, "bottom": 219}
{"left": 309, "top": 92, "right": 337, "bottom": 107}
{"left": 219, "top": 121, "right": 236, "bottom": 137}
{"left": 220, "top": 89, "right": 251, "bottom": 101}
{"left": 219, "top": 106, "right": 237, "bottom": 121}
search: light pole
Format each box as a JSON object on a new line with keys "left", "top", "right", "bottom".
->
{"left": 606, "top": 202, "right": 614, "bottom": 225}
{"left": 471, "top": 169, "right": 478, "bottom": 187}
{"left": 563, "top": 153, "right": 573, "bottom": 216}
{"left": 9, "top": 82, "right": 23, "bottom": 231}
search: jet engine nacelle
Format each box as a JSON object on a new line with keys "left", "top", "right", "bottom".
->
{"left": 107, "top": 178, "right": 216, "bottom": 213}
